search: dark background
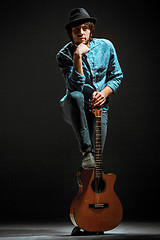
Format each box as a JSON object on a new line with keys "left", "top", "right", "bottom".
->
{"left": 0, "top": 0, "right": 159, "bottom": 223}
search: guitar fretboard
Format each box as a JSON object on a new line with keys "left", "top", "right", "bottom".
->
{"left": 95, "top": 116, "right": 102, "bottom": 179}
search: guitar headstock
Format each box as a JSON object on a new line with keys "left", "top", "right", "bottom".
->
{"left": 92, "top": 107, "right": 103, "bottom": 117}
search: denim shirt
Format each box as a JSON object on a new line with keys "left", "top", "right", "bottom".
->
{"left": 56, "top": 38, "right": 123, "bottom": 111}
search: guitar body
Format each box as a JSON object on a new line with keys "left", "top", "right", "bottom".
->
{"left": 70, "top": 168, "right": 123, "bottom": 232}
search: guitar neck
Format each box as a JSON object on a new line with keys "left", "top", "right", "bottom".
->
{"left": 95, "top": 116, "right": 103, "bottom": 179}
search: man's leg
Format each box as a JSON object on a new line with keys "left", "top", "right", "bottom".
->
{"left": 61, "top": 91, "right": 92, "bottom": 153}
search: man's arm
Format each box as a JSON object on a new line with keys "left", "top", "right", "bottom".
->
{"left": 73, "top": 53, "right": 84, "bottom": 76}
{"left": 56, "top": 45, "right": 87, "bottom": 93}
{"left": 73, "top": 43, "right": 90, "bottom": 76}
{"left": 92, "top": 41, "right": 123, "bottom": 107}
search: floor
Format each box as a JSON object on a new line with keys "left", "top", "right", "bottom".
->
{"left": 0, "top": 221, "right": 159, "bottom": 240}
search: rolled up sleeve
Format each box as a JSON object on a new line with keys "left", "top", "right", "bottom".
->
{"left": 69, "top": 69, "right": 86, "bottom": 92}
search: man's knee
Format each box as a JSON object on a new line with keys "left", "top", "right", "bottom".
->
{"left": 70, "top": 91, "right": 84, "bottom": 106}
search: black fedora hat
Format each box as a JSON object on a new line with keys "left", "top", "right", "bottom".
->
{"left": 65, "top": 8, "right": 97, "bottom": 29}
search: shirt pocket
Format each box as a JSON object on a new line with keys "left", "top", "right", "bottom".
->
{"left": 93, "top": 65, "right": 107, "bottom": 82}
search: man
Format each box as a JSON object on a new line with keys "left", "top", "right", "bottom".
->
{"left": 56, "top": 8, "right": 123, "bottom": 169}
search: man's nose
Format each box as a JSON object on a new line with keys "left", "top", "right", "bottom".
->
{"left": 79, "top": 28, "right": 84, "bottom": 35}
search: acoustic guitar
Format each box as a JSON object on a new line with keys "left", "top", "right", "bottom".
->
{"left": 70, "top": 107, "right": 123, "bottom": 232}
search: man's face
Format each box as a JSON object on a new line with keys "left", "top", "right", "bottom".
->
{"left": 72, "top": 24, "right": 91, "bottom": 46}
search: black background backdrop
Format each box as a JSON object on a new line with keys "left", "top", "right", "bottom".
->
{"left": 0, "top": 0, "right": 159, "bottom": 222}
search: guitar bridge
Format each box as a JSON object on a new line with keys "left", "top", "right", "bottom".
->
{"left": 89, "top": 203, "right": 109, "bottom": 209}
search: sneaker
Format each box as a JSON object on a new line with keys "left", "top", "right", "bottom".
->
{"left": 82, "top": 152, "right": 96, "bottom": 170}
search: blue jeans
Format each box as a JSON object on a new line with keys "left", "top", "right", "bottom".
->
{"left": 60, "top": 91, "right": 108, "bottom": 153}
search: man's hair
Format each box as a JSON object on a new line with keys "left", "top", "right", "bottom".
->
{"left": 66, "top": 21, "right": 95, "bottom": 41}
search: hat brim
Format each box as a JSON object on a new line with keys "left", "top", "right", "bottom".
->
{"left": 65, "top": 17, "right": 97, "bottom": 29}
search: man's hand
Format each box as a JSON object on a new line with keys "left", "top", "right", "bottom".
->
{"left": 91, "top": 87, "right": 113, "bottom": 107}
{"left": 74, "top": 43, "right": 90, "bottom": 56}
{"left": 91, "top": 91, "right": 106, "bottom": 107}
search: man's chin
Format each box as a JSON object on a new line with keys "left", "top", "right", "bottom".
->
{"left": 76, "top": 40, "right": 85, "bottom": 44}
{"left": 76, "top": 40, "right": 89, "bottom": 45}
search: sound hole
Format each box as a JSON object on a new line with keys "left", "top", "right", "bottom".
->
{"left": 91, "top": 178, "right": 106, "bottom": 193}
